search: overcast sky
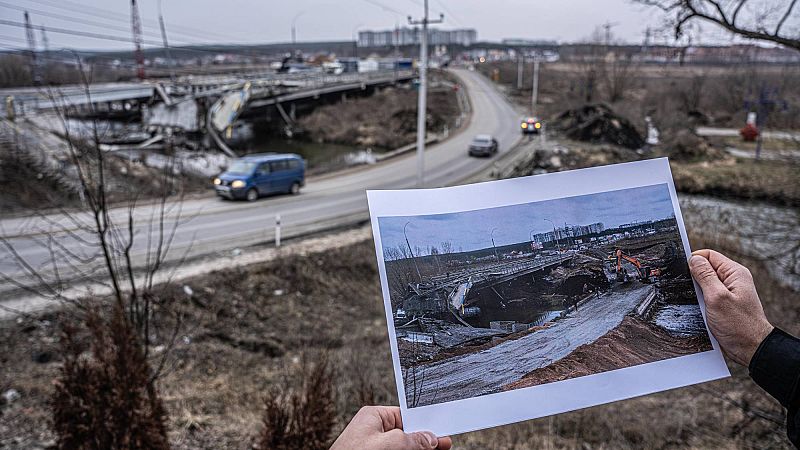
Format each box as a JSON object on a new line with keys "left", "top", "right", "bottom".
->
{"left": 378, "top": 184, "right": 676, "bottom": 255}
{"left": 0, "top": 0, "right": 741, "bottom": 52}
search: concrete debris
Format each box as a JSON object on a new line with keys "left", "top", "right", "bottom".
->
{"left": 662, "top": 129, "right": 726, "bottom": 161}
{"left": 2, "top": 388, "right": 20, "bottom": 404}
{"left": 183, "top": 285, "right": 194, "bottom": 297}
{"left": 553, "top": 104, "right": 645, "bottom": 149}
{"left": 273, "top": 289, "right": 285, "bottom": 296}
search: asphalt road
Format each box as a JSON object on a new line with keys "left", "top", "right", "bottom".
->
{"left": 408, "top": 283, "right": 652, "bottom": 407}
{"left": 0, "top": 68, "right": 521, "bottom": 298}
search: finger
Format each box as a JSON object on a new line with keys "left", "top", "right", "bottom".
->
{"left": 437, "top": 436, "right": 453, "bottom": 450}
{"left": 700, "top": 249, "right": 734, "bottom": 272}
{"left": 689, "top": 254, "right": 727, "bottom": 297}
{"left": 375, "top": 406, "right": 403, "bottom": 432}
{"left": 408, "top": 431, "right": 439, "bottom": 449}
{"left": 382, "top": 430, "right": 438, "bottom": 450}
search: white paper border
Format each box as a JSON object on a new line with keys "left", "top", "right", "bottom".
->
{"left": 367, "top": 158, "right": 730, "bottom": 437}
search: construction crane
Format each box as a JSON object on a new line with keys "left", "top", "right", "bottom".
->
{"left": 23, "top": 11, "right": 41, "bottom": 85}
{"left": 130, "top": 0, "right": 145, "bottom": 80}
{"left": 614, "top": 249, "right": 661, "bottom": 283}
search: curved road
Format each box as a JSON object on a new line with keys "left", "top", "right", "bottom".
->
{"left": 0, "top": 68, "right": 521, "bottom": 298}
{"left": 408, "top": 284, "right": 653, "bottom": 407}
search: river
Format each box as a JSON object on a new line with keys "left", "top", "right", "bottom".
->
{"left": 679, "top": 194, "right": 799, "bottom": 291}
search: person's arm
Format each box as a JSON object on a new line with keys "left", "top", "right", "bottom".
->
{"left": 749, "top": 328, "right": 800, "bottom": 446}
{"left": 689, "top": 250, "right": 800, "bottom": 447}
{"left": 331, "top": 406, "right": 452, "bottom": 450}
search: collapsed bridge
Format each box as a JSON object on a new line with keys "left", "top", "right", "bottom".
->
{"left": 399, "top": 254, "right": 575, "bottom": 322}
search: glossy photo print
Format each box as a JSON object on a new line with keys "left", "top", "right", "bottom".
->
{"left": 367, "top": 159, "right": 729, "bottom": 436}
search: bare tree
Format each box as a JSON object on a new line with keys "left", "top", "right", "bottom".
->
{"left": 0, "top": 57, "right": 190, "bottom": 444}
{"left": 602, "top": 54, "right": 638, "bottom": 103}
{"left": 637, "top": 0, "right": 800, "bottom": 51}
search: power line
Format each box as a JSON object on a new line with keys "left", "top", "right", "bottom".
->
{"left": 0, "top": 18, "right": 168, "bottom": 47}
{"left": 0, "top": 2, "right": 172, "bottom": 43}
{"left": 360, "top": 0, "right": 408, "bottom": 17}
{"left": 20, "top": 0, "right": 241, "bottom": 43}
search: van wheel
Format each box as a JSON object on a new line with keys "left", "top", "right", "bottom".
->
{"left": 290, "top": 182, "right": 301, "bottom": 195}
{"left": 246, "top": 188, "right": 258, "bottom": 202}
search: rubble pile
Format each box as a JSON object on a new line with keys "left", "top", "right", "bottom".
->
{"left": 552, "top": 104, "right": 645, "bottom": 149}
{"left": 661, "top": 129, "right": 727, "bottom": 161}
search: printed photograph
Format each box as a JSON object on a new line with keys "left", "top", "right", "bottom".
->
{"left": 378, "top": 183, "right": 713, "bottom": 408}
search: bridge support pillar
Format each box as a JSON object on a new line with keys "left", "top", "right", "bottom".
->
{"left": 289, "top": 103, "right": 296, "bottom": 122}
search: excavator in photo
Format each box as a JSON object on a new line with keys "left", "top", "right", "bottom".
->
{"left": 613, "top": 249, "right": 662, "bottom": 283}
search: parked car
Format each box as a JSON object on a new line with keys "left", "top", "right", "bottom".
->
{"left": 468, "top": 134, "right": 498, "bottom": 157}
{"left": 213, "top": 153, "right": 305, "bottom": 201}
{"left": 520, "top": 116, "right": 542, "bottom": 134}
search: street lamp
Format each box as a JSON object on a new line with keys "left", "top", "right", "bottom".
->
{"left": 544, "top": 218, "right": 561, "bottom": 253}
{"left": 291, "top": 11, "right": 305, "bottom": 44}
{"left": 404, "top": 222, "right": 422, "bottom": 280}
{"left": 490, "top": 227, "right": 500, "bottom": 262}
{"left": 351, "top": 23, "right": 364, "bottom": 59}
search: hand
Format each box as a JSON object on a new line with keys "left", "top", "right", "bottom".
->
{"left": 689, "top": 249, "right": 774, "bottom": 366}
{"left": 331, "top": 406, "right": 452, "bottom": 450}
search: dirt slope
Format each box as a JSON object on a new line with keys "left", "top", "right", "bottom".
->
{"left": 505, "top": 316, "right": 713, "bottom": 390}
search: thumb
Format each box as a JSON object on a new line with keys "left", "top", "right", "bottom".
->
{"left": 405, "top": 431, "right": 439, "bottom": 449}
{"left": 689, "top": 255, "right": 726, "bottom": 296}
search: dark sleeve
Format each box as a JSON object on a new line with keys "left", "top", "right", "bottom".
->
{"left": 749, "top": 327, "right": 800, "bottom": 448}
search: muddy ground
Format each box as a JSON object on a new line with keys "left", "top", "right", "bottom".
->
{"left": 1, "top": 225, "right": 798, "bottom": 448}
{"left": 507, "top": 138, "right": 800, "bottom": 207}
{"left": 296, "top": 70, "right": 461, "bottom": 150}
{"left": 481, "top": 59, "right": 800, "bottom": 207}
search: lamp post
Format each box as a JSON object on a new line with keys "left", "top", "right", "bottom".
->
{"left": 291, "top": 11, "right": 305, "bottom": 44}
{"left": 351, "top": 23, "right": 364, "bottom": 59}
{"left": 490, "top": 227, "right": 500, "bottom": 262}
{"left": 544, "top": 218, "right": 561, "bottom": 253}
{"left": 404, "top": 222, "right": 422, "bottom": 281}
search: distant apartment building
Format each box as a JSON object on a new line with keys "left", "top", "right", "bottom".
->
{"left": 531, "top": 222, "right": 604, "bottom": 244}
{"left": 358, "top": 27, "right": 477, "bottom": 47}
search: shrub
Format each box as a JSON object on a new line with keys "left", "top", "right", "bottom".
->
{"left": 52, "top": 307, "right": 170, "bottom": 450}
{"left": 258, "top": 356, "right": 337, "bottom": 450}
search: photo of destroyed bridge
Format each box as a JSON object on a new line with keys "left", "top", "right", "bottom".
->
{"left": 377, "top": 184, "right": 713, "bottom": 408}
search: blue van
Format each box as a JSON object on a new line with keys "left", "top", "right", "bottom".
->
{"left": 213, "top": 153, "right": 305, "bottom": 201}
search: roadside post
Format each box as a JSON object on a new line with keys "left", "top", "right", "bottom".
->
{"left": 275, "top": 214, "right": 281, "bottom": 248}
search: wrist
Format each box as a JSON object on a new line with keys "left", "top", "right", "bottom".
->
{"left": 743, "top": 321, "right": 774, "bottom": 366}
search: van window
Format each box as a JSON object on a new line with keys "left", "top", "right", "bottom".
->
{"left": 228, "top": 160, "right": 256, "bottom": 175}
{"left": 255, "top": 162, "right": 270, "bottom": 175}
{"left": 270, "top": 160, "right": 289, "bottom": 172}
{"left": 287, "top": 159, "right": 301, "bottom": 170}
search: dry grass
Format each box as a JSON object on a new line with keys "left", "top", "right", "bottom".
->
{"left": 1, "top": 226, "right": 797, "bottom": 448}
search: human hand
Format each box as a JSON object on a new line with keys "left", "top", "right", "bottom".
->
{"left": 330, "top": 406, "right": 452, "bottom": 450}
{"left": 689, "top": 249, "right": 774, "bottom": 366}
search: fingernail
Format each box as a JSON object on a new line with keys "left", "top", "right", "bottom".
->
{"left": 689, "top": 255, "right": 702, "bottom": 266}
{"left": 423, "top": 432, "right": 437, "bottom": 447}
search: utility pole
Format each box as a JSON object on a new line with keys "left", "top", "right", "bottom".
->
{"left": 490, "top": 228, "right": 500, "bottom": 262}
{"left": 130, "top": 0, "right": 145, "bottom": 80}
{"left": 409, "top": 1, "right": 444, "bottom": 187}
{"left": 404, "top": 222, "right": 422, "bottom": 281}
{"left": 393, "top": 23, "right": 400, "bottom": 82}
{"left": 516, "top": 52, "right": 523, "bottom": 89}
{"left": 23, "top": 11, "right": 40, "bottom": 85}
{"left": 157, "top": 0, "right": 176, "bottom": 84}
{"left": 531, "top": 57, "right": 540, "bottom": 114}
{"left": 40, "top": 25, "right": 49, "bottom": 53}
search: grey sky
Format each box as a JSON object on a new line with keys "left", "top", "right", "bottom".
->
{"left": 378, "top": 184, "right": 676, "bottom": 254}
{"left": 3, "top": 0, "right": 707, "bottom": 51}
